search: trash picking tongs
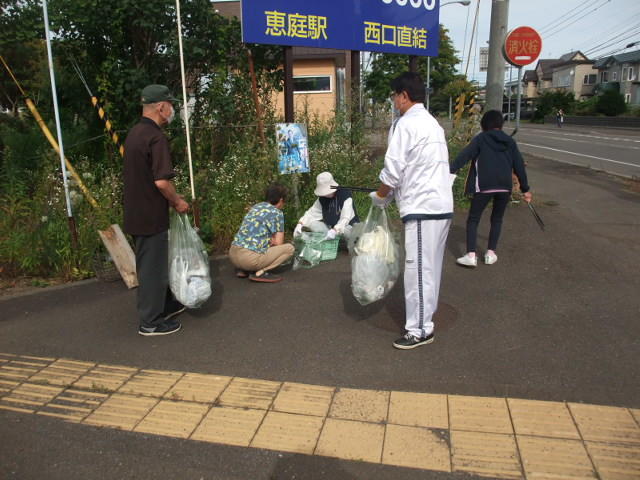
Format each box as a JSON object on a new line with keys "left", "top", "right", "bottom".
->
{"left": 0, "top": 55, "right": 139, "bottom": 288}
{"left": 331, "top": 185, "right": 376, "bottom": 193}
{"left": 528, "top": 202, "right": 545, "bottom": 231}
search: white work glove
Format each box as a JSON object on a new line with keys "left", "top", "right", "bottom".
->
{"left": 369, "top": 191, "right": 391, "bottom": 209}
{"left": 293, "top": 223, "right": 303, "bottom": 237}
{"left": 324, "top": 229, "right": 337, "bottom": 241}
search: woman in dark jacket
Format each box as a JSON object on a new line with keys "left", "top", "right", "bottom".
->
{"left": 450, "top": 110, "right": 532, "bottom": 267}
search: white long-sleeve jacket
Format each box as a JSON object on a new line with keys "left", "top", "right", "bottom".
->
{"left": 298, "top": 197, "right": 355, "bottom": 234}
{"left": 379, "top": 103, "right": 454, "bottom": 221}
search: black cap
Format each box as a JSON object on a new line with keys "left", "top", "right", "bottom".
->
{"left": 141, "top": 84, "right": 178, "bottom": 104}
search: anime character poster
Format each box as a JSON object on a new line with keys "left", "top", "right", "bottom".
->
{"left": 276, "top": 123, "right": 309, "bottom": 174}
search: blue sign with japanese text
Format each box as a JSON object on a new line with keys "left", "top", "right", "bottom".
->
{"left": 241, "top": 0, "right": 440, "bottom": 57}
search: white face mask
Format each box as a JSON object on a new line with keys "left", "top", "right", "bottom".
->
{"left": 166, "top": 105, "right": 175, "bottom": 124}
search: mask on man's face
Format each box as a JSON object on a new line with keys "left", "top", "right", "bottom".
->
{"left": 166, "top": 105, "right": 176, "bottom": 124}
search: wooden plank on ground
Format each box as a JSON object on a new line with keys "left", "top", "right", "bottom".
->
{"left": 98, "top": 224, "right": 138, "bottom": 289}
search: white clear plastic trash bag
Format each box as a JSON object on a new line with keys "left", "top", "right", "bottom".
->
{"left": 350, "top": 205, "right": 400, "bottom": 305}
{"left": 168, "top": 212, "right": 212, "bottom": 308}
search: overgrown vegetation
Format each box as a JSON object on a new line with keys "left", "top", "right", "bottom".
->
{"left": 0, "top": 1, "right": 484, "bottom": 282}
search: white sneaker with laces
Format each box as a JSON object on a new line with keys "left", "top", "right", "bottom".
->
{"left": 484, "top": 252, "right": 498, "bottom": 265}
{"left": 456, "top": 254, "right": 477, "bottom": 267}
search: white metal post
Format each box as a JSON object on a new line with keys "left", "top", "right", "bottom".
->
{"left": 175, "top": 0, "right": 196, "bottom": 202}
{"left": 42, "top": 0, "right": 73, "bottom": 219}
{"left": 516, "top": 66, "right": 522, "bottom": 131}
{"left": 426, "top": 56, "right": 431, "bottom": 111}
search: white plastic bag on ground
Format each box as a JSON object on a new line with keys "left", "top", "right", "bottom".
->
{"left": 168, "top": 212, "right": 211, "bottom": 308}
{"left": 350, "top": 205, "right": 400, "bottom": 305}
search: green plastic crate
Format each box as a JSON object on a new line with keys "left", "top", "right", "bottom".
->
{"left": 302, "top": 232, "right": 340, "bottom": 261}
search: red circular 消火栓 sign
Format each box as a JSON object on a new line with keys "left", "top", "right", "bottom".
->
{"left": 503, "top": 26, "right": 542, "bottom": 67}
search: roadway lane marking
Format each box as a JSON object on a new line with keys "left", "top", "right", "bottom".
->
{"left": 519, "top": 143, "right": 640, "bottom": 168}
{"left": 519, "top": 135, "right": 640, "bottom": 151}
{"left": 2, "top": 352, "right": 640, "bottom": 478}
{"left": 523, "top": 129, "right": 640, "bottom": 143}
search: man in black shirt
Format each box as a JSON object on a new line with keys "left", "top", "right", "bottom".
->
{"left": 123, "top": 84, "right": 189, "bottom": 336}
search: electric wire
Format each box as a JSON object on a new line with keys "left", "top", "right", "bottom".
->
{"left": 594, "top": 38, "right": 640, "bottom": 59}
{"left": 459, "top": 1, "right": 471, "bottom": 71}
{"left": 537, "top": 0, "right": 600, "bottom": 34}
{"left": 579, "top": 10, "right": 640, "bottom": 53}
{"left": 543, "top": 0, "right": 611, "bottom": 40}
{"left": 585, "top": 27, "right": 640, "bottom": 56}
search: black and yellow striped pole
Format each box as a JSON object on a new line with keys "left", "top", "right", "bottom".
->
{"left": 70, "top": 59, "right": 124, "bottom": 157}
{"left": 0, "top": 54, "right": 99, "bottom": 210}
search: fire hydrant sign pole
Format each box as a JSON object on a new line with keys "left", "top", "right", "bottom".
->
{"left": 503, "top": 26, "right": 542, "bottom": 133}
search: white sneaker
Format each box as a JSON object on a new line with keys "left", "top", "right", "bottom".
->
{"left": 456, "top": 254, "right": 477, "bottom": 267}
{"left": 484, "top": 252, "right": 498, "bottom": 265}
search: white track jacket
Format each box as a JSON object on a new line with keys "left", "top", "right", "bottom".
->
{"left": 379, "top": 103, "right": 454, "bottom": 221}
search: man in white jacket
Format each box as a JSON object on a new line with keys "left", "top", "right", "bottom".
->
{"left": 370, "top": 72, "right": 454, "bottom": 350}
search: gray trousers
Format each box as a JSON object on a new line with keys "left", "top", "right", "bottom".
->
{"left": 134, "top": 231, "right": 181, "bottom": 328}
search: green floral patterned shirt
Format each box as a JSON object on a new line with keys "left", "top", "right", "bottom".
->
{"left": 232, "top": 202, "right": 284, "bottom": 254}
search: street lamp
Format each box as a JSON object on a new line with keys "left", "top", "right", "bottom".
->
{"left": 426, "top": 0, "right": 471, "bottom": 111}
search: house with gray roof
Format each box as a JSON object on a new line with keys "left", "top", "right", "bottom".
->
{"left": 593, "top": 49, "right": 640, "bottom": 105}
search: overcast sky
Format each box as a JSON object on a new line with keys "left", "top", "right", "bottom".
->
{"left": 439, "top": 0, "right": 640, "bottom": 83}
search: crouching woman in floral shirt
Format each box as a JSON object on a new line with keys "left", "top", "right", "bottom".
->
{"left": 229, "top": 184, "right": 294, "bottom": 283}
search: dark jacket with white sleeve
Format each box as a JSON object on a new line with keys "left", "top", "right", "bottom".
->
{"left": 450, "top": 129, "right": 530, "bottom": 196}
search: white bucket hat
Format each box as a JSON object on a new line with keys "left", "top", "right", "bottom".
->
{"left": 314, "top": 172, "right": 338, "bottom": 197}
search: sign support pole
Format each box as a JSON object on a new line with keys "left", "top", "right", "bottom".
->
{"left": 409, "top": 55, "right": 418, "bottom": 72}
{"left": 283, "top": 46, "right": 299, "bottom": 212}
{"left": 516, "top": 66, "right": 522, "bottom": 132}
{"left": 350, "top": 50, "right": 360, "bottom": 113}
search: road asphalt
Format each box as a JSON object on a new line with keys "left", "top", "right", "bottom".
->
{"left": 1, "top": 153, "right": 638, "bottom": 479}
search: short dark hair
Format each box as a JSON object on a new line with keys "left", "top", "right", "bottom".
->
{"left": 390, "top": 72, "right": 426, "bottom": 103}
{"left": 480, "top": 110, "right": 504, "bottom": 131}
{"left": 265, "top": 183, "right": 288, "bottom": 205}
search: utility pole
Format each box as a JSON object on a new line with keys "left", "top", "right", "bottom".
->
{"left": 485, "top": 0, "right": 509, "bottom": 112}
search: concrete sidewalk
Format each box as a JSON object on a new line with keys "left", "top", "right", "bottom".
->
{"left": 1, "top": 154, "right": 639, "bottom": 479}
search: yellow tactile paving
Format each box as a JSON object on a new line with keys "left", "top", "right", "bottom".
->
{"left": 569, "top": 403, "right": 640, "bottom": 444}
{"left": 0, "top": 358, "right": 48, "bottom": 382}
{"left": 191, "top": 406, "right": 266, "bottom": 447}
{"left": 0, "top": 378, "right": 19, "bottom": 397}
{"left": 83, "top": 393, "right": 158, "bottom": 430}
{"left": 2, "top": 353, "right": 640, "bottom": 480}
{"left": 517, "top": 436, "right": 597, "bottom": 479}
{"left": 271, "top": 382, "right": 335, "bottom": 417}
{"left": 0, "top": 382, "right": 64, "bottom": 410}
{"left": 449, "top": 395, "right": 513, "bottom": 434}
{"left": 134, "top": 400, "right": 209, "bottom": 439}
{"left": 164, "top": 373, "right": 231, "bottom": 403}
{"left": 508, "top": 398, "right": 580, "bottom": 439}
{"left": 388, "top": 391, "right": 449, "bottom": 429}
{"left": 585, "top": 442, "right": 640, "bottom": 480}
{"left": 37, "top": 388, "right": 109, "bottom": 422}
{"left": 217, "top": 377, "right": 281, "bottom": 410}
{"left": 117, "top": 369, "right": 183, "bottom": 397}
{"left": 315, "top": 418, "right": 385, "bottom": 463}
{"left": 328, "top": 387, "right": 389, "bottom": 423}
{"left": 29, "top": 359, "right": 94, "bottom": 387}
{"left": 251, "top": 411, "right": 324, "bottom": 454}
{"left": 451, "top": 430, "right": 522, "bottom": 479}
{"left": 382, "top": 424, "right": 451, "bottom": 472}
{"left": 73, "top": 364, "right": 138, "bottom": 392}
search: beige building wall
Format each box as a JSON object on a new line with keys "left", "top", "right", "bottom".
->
{"left": 524, "top": 81, "right": 537, "bottom": 98}
{"left": 572, "top": 64, "right": 597, "bottom": 99}
{"left": 274, "top": 59, "right": 336, "bottom": 121}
